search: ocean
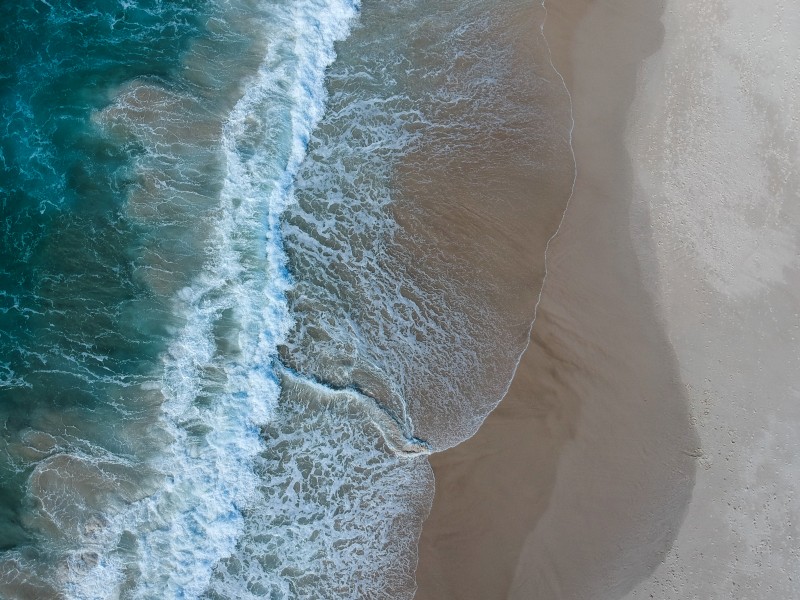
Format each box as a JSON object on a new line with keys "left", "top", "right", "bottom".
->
{"left": 0, "top": 0, "right": 573, "bottom": 598}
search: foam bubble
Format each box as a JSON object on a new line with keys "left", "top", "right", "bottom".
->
{"left": 205, "top": 374, "right": 433, "bottom": 600}
{"left": 49, "top": 0, "right": 361, "bottom": 597}
{"left": 281, "top": 0, "right": 573, "bottom": 449}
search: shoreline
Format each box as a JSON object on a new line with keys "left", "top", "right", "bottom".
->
{"left": 390, "top": 0, "right": 576, "bottom": 451}
{"left": 414, "top": 0, "right": 698, "bottom": 598}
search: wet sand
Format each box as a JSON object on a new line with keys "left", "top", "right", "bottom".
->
{"left": 415, "top": 0, "right": 698, "bottom": 598}
{"left": 389, "top": 0, "right": 576, "bottom": 450}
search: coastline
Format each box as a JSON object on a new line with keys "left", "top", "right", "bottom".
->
{"left": 1, "top": 0, "right": 794, "bottom": 595}
{"left": 415, "top": 0, "right": 698, "bottom": 598}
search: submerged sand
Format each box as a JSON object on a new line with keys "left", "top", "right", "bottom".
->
{"left": 416, "top": 0, "right": 800, "bottom": 597}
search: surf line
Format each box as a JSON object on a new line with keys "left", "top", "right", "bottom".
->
{"left": 526, "top": 0, "right": 578, "bottom": 334}
{"left": 274, "top": 361, "right": 432, "bottom": 457}
{"left": 469, "top": 0, "right": 579, "bottom": 437}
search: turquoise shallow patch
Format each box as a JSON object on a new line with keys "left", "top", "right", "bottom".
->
{"left": 0, "top": 0, "right": 208, "bottom": 559}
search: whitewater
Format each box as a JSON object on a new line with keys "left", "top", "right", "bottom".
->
{"left": 0, "top": 0, "right": 574, "bottom": 597}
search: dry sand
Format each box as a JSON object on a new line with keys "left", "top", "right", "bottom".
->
{"left": 416, "top": 0, "right": 800, "bottom": 597}
{"left": 415, "top": 0, "right": 699, "bottom": 598}
{"left": 623, "top": 0, "right": 800, "bottom": 597}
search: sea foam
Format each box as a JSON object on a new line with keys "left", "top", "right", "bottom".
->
{"left": 60, "top": 0, "right": 360, "bottom": 597}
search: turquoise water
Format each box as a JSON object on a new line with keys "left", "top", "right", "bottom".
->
{"left": 0, "top": 0, "right": 572, "bottom": 597}
{"left": 0, "top": 0, "right": 202, "bottom": 549}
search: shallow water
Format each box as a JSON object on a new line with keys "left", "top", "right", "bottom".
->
{"left": 0, "top": 0, "right": 572, "bottom": 597}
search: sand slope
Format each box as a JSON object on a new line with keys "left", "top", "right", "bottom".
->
{"left": 415, "top": 1, "right": 698, "bottom": 598}
{"left": 416, "top": 0, "right": 799, "bottom": 597}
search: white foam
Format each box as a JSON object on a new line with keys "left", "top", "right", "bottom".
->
{"left": 204, "top": 373, "right": 433, "bottom": 600}
{"left": 280, "top": 0, "right": 568, "bottom": 450}
{"left": 58, "top": 0, "right": 360, "bottom": 597}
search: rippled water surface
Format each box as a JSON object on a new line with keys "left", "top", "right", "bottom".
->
{"left": 0, "top": 0, "right": 572, "bottom": 597}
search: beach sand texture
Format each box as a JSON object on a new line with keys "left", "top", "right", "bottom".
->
{"left": 416, "top": 0, "right": 799, "bottom": 598}
{"left": 416, "top": 0, "right": 698, "bottom": 597}
{"left": 624, "top": 0, "right": 800, "bottom": 597}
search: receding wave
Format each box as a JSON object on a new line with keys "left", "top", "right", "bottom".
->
{"left": 281, "top": 0, "right": 574, "bottom": 449}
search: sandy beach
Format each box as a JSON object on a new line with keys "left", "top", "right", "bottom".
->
{"left": 622, "top": 0, "right": 800, "bottom": 596}
{"left": 416, "top": 0, "right": 698, "bottom": 597}
{"left": 417, "top": 0, "right": 799, "bottom": 597}
{"left": 0, "top": 0, "right": 794, "bottom": 596}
